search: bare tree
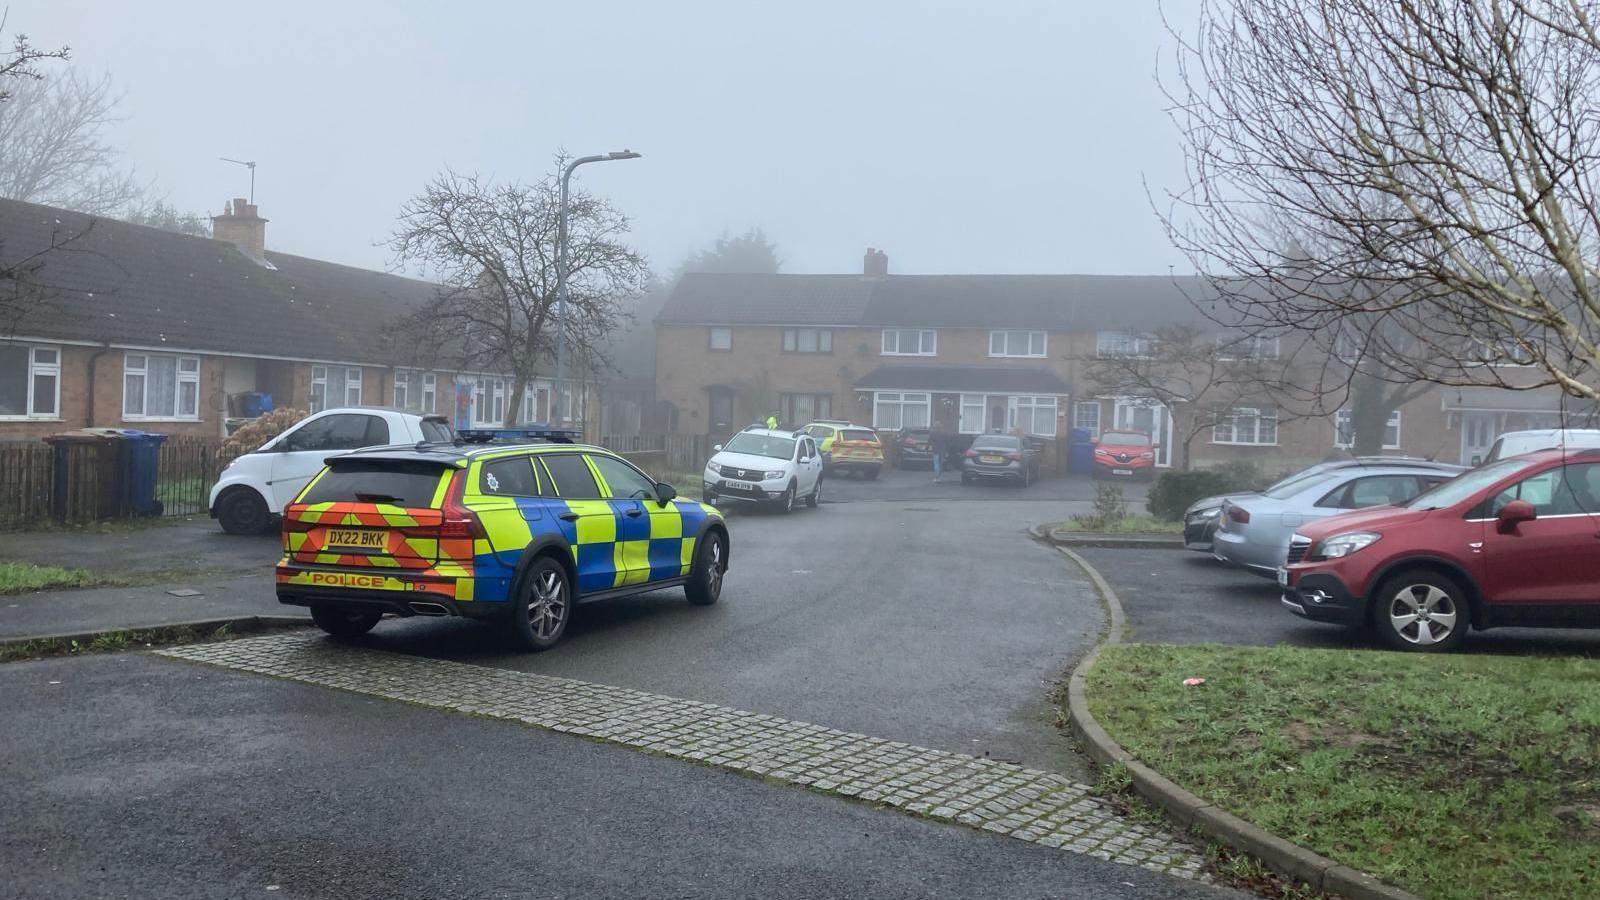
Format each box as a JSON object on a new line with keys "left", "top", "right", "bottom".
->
{"left": 1083, "top": 325, "right": 1296, "bottom": 469}
{"left": 0, "top": 23, "right": 69, "bottom": 101}
{"left": 1159, "top": 0, "right": 1600, "bottom": 444}
{"left": 389, "top": 164, "right": 651, "bottom": 425}
{"left": 0, "top": 69, "right": 143, "bottom": 215}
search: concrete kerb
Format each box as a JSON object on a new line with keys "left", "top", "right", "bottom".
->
{"left": 1056, "top": 544, "right": 1422, "bottom": 900}
{"left": 0, "top": 614, "right": 311, "bottom": 656}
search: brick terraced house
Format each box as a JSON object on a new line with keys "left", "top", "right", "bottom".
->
{"left": 0, "top": 197, "right": 596, "bottom": 441}
{"left": 655, "top": 250, "right": 1594, "bottom": 470}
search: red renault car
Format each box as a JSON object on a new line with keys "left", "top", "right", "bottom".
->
{"left": 1092, "top": 429, "right": 1157, "bottom": 479}
{"left": 1281, "top": 448, "right": 1600, "bottom": 651}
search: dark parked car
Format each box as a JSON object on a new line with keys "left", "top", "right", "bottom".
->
{"left": 960, "top": 434, "right": 1042, "bottom": 486}
{"left": 1282, "top": 448, "right": 1600, "bottom": 651}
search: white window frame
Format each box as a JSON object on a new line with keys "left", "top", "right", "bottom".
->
{"left": 1073, "top": 400, "right": 1102, "bottom": 438}
{"left": 1215, "top": 334, "right": 1280, "bottom": 361}
{"left": 310, "top": 365, "right": 362, "bottom": 413}
{"left": 872, "top": 391, "right": 931, "bottom": 430}
{"left": 1212, "top": 405, "right": 1279, "bottom": 446}
{"left": 393, "top": 370, "right": 438, "bottom": 414}
{"left": 709, "top": 327, "right": 732, "bottom": 351}
{"left": 0, "top": 345, "right": 61, "bottom": 420}
{"left": 880, "top": 328, "right": 937, "bottom": 357}
{"left": 470, "top": 377, "right": 506, "bottom": 427}
{"left": 1333, "top": 409, "right": 1403, "bottom": 450}
{"left": 959, "top": 394, "right": 986, "bottom": 435}
{"left": 782, "top": 328, "right": 833, "bottom": 353}
{"left": 988, "top": 330, "right": 1047, "bottom": 358}
{"left": 1008, "top": 395, "right": 1058, "bottom": 437}
{"left": 123, "top": 352, "right": 201, "bottom": 422}
{"left": 1096, "top": 331, "right": 1155, "bottom": 359}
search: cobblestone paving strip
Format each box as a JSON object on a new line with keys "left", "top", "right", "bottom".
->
{"left": 158, "top": 633, "right": 1206, "bottom": 880}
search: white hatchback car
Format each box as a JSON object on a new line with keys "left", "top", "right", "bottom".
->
{"left": 702, "top": 428, "right": 824, "bottom": 513}
{"left": 209, "top": 407, "right": 453, "bottom": 533}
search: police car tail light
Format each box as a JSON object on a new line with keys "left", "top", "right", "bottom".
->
{"left": 438, "top": 470, "right": 486, "bottom": 540}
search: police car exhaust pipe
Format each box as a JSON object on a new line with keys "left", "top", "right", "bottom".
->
{"left": 408, "top": 601, "right": 450, "bottom": 617}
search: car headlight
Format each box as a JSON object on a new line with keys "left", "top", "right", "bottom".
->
{"left": 764, "top": 470, "right": 786, "bottom": 480}
{"left": 1318, "top": 532, "right": 1381, "bottom": 558}
{"left": 705, "top": 461, "right": 722, "bottom": 475}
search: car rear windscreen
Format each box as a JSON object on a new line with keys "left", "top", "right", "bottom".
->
{"left": 300, "top": 461, "right": 451, "bottom": 507}
{"left": 420, "top": 419, "right": 453, "bottom": 442}
{"left": 972, "top": 436, "right": 1020, "bottom": 450}
{"left": 841, "top": 429, "right": 877, "bottom": 443}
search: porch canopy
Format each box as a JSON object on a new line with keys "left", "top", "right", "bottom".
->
{"left": 854, "top": 365, "right": 1069, "bottom": 395}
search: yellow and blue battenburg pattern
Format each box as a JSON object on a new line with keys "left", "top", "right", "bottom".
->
{"left": 276, "top": 448, "right": 721, "bottom": 607}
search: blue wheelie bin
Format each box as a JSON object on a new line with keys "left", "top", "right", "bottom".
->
{"left": 118, "top": 429, "right": 168, "bottom": 516}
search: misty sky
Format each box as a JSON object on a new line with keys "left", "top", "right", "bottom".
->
{"left": 12, "top": 1, "right": 1194, "bottom": 278}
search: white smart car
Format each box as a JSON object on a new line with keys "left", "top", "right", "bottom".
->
{"left": 702, "top": 427, "right": 824, "bottom": 513}
{"left": 209, "top": 407, "right": 453, "bottom": 533}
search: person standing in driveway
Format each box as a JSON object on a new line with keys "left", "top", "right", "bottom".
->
{"left": 930, "top": 428, "right": 950, "bottom": 482}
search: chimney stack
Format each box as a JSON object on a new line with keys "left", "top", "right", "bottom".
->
{"left": 863, "top": 247, "right": 888, "bottom": 277}
{"left": 212, "top": 197, "right": 268, "bottom": 261}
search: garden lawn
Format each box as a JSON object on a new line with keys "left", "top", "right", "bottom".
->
{"left": 1085, "top": 643, "right": 1600, "bottom": 900}
{"left": 0, "top": 562, "right": 109, "bottom": 594}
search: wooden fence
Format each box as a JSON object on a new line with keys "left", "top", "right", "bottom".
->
{"left": 601, "top": 433, "right": 720, "bottom": 473}
{"left": 0, "top": 435, "right": 225, "bottom": 531}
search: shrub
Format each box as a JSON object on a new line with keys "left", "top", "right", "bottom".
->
{"left": 1071, "top": 483, "right": 1129, "bottom": 530}
{"left": 1146, "top": 461, "right": 1265, "bottom": 521}
{"left": 219, "top": 407, "right": 308, "bottom": 465}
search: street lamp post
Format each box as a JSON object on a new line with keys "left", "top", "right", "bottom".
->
{"left": 555, "top": 149, "right": 641, "bottom": 428}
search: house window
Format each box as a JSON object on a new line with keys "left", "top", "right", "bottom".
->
{"left": 471, "top": 377, "right": 506, "bottom": 427}
{"left": 1010, "top": 395, "right": 1058, "bottom": 437}
{"left": 522, "top": 382, "right": 548, "bottom": 424}
{"left": 989, "top": 330, "right": 1046, "bottom": 358}
{"left": 310, "top": 365, "right": 362, "bottom": 413}
{"left": 0, "top": 345, "right": 60, "bottom": 419}
{"left": 1216, "top": 334, "right": 1280, "bottom": 361}
{"left": 1334, "top": 409, "right": 1402, "bottom": 450}
{"left": 556, "top": 382, "right": 584, "bottom": 424}
{"left": 873, "top": 391, "right": 931, "bottom": 430}
{"left": 781, "top": 392, "right": 832, "bottom": 424}
{"left": 959, "top": 394, "right": 986, "bottom": 434}
{"left": 709, "top": 327, "right": 732, "bottom": 351}
{"left": 123, "top": 353, "right": 200, "bottom": 421}
{"left": 393, "top": 370, "right": 437, "bottom": 414}
{"left": 1213, "top": 405, "right": 1278, "bottom": 446}
{"left": 881, "top": 328, "right": 937, "bottom": 356}
{"left": 1073, "top": 401, "right": 1102, "bottom": 438}
{"left": 782, "top": 328, "right": 833, "bottom": 353}
{"left": 1096, "top": 331, "right": 1155, "bottom": 358}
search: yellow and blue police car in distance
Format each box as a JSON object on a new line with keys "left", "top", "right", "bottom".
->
{"left": 276, "top": 441, "right": 729, "bottom": 650}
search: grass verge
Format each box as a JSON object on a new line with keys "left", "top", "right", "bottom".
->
{"left": 1052, "top": 514, "right": 1182, "bottom": 534}
{"left": 0, "top": 562, "right": 114, "bottom": 594}
{"left": 1084, "top": 642, "right": 1600, "bottom": 900}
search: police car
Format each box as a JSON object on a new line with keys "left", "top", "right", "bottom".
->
{"left": 276, "top": 436, "right": 729, "bottom": 651}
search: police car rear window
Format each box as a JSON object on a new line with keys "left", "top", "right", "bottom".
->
{"left": 840, "top": 429, "right": 877, "bottom": 443}
{"left": 301, "top": 461, "right": 450, "bottom": 507}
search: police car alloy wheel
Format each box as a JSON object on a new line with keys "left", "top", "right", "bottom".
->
{"left": 686, "top": 532, "right": 725, "bottom": 606}
{"left": 509, "top": 557, "right": 571, "bottom": 651}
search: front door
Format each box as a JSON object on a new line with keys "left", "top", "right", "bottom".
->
{"left": 1480, "top": 463, "right": 1600, "bottom": 605}
{"left": 1461, "top": 413, "right": 1496, "bottom": 466}
{"left": 1113, "top": 400, "right": 1173, "bottom": 468}
{"left": 708, "top": 387, "right": 734, "bottom": 434}
{"left": 987, "top": 396, "right": 1008, "bottom": 432}
{"left": 587, "top": 453, "right": 680, "bottom": 587}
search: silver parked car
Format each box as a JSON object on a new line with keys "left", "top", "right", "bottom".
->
{"left": 1182, "top": 457, "right": 1455, "bottom": 552}
{"left": 1212, "top": 461, "right": 1463, "bottom": 576}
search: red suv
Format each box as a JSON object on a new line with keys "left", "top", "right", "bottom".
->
{"left": 1281, "top": 448, "right": 1600, "bottom": 651}
{"left": 1092, "top": 430, "right": 1157, "bottom": 479}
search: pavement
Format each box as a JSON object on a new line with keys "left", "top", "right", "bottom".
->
{"left": 1, "top": 652, "right": 1240, "bottom": 900}
{"left": 1072, "top": 545, "right": 1600, "bottom": 655}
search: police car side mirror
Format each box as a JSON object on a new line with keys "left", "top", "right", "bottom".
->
{"left": 655, "top": 482, "right": 677, "bottom": 505}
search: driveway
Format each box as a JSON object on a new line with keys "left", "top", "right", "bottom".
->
{"left": 1073, "top": 546, "right": 1600, "bottom": 656}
